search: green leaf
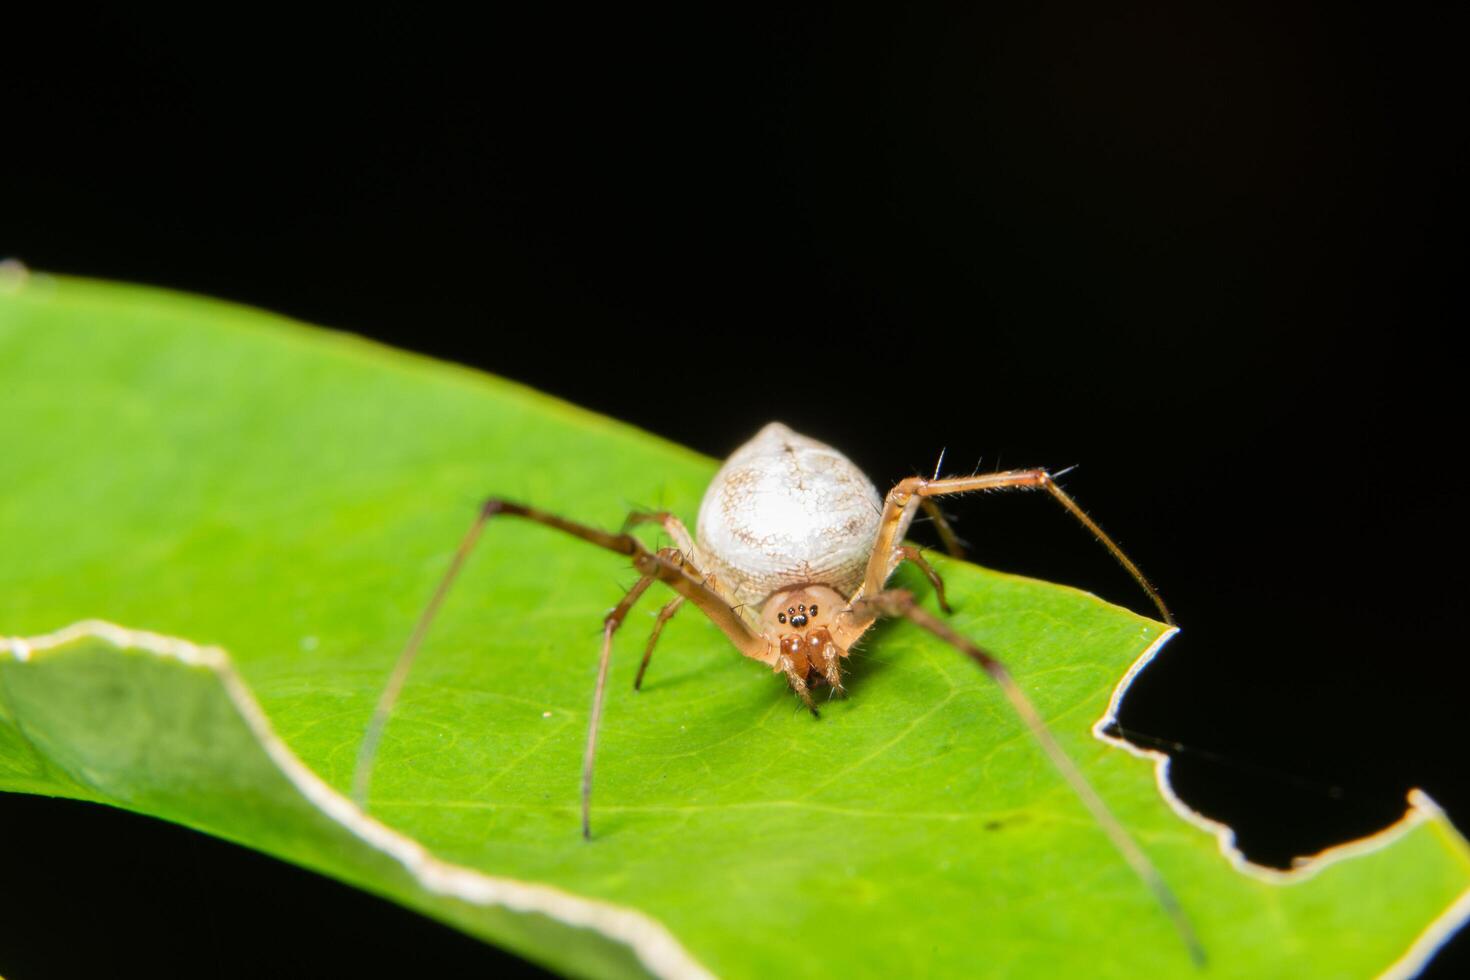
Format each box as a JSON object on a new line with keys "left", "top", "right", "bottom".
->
{"left": 2, "top": 272, "right": 1467, "bottom": 978}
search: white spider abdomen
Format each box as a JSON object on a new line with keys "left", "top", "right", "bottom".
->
{"left": 695, "top": 422, "right": 883, "bottom": 612}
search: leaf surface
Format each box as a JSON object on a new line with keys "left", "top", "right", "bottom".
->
{"left": 2, "top": 274, "right": 1467, "bottom": 977}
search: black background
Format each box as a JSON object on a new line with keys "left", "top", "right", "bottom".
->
{"left": 3, "top": 4, "right": 1465, "bottom": 977}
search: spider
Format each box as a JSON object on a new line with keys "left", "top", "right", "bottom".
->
{"left": 353, "top": 421, "right": 1200, "bottom": 961}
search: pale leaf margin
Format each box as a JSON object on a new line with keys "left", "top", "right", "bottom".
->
{"left": 2, "top": 620, "right": 714, "bottom": 980}
{"left": 1095, "top": 628, "right": 1470, "bottom": 977}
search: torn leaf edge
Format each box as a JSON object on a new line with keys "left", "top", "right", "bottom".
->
{"left": 2, "top": 619, "right": 713, "bottom": 980}
{"left": 1094, "top": 626, "right": 1470, "bottom": 978}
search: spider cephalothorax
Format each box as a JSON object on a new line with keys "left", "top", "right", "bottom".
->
{"left": 761, "top": 584, "right": 847, "bottom": 689}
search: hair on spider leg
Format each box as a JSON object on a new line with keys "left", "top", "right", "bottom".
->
{"left": 931, "top": 446, "right": 947, "bottom": 481}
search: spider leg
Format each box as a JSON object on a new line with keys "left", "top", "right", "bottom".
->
{"left": 777, "top": 654, "right": 819, "bottom": 715}
{"left": 897, "top": 544, "right": 952, "bottom": 614}
{"left": 582, "top": 571, "right": 658, "bottom": 838}
{"left": 858, "top": 471, "right": 1172, "bottom": 624}
{"left": 633, "top": 595, "right": 685, "bottom": 691}
{"left": 591, "top": 548, "right": 750, "bottom": 838}
{"left": 848, "top": 588, "right": 1204, "bottom": 967}
{"left": 822, "top": 646, "right": 843, "bottom": 691}
{"left": 353, "top": 497, "right": 769, "bottom": 812}
{"left": 632, "top": 561, "right": 733, "bottom": 690}
{"left": 621, "top": 510, "right": 696, "bottom": 554}
{"left": 918, "top": 499, "right": 966, "bottom": 558}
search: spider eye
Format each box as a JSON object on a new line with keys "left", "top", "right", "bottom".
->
{"left": 810, "top": 605, "right": 818, "bottom": 616}
{"left": 777, "top": 612, "right": 786, "bottom": 624}
{"left": 798, "top": 603, "right": 805, "bottom": 612}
